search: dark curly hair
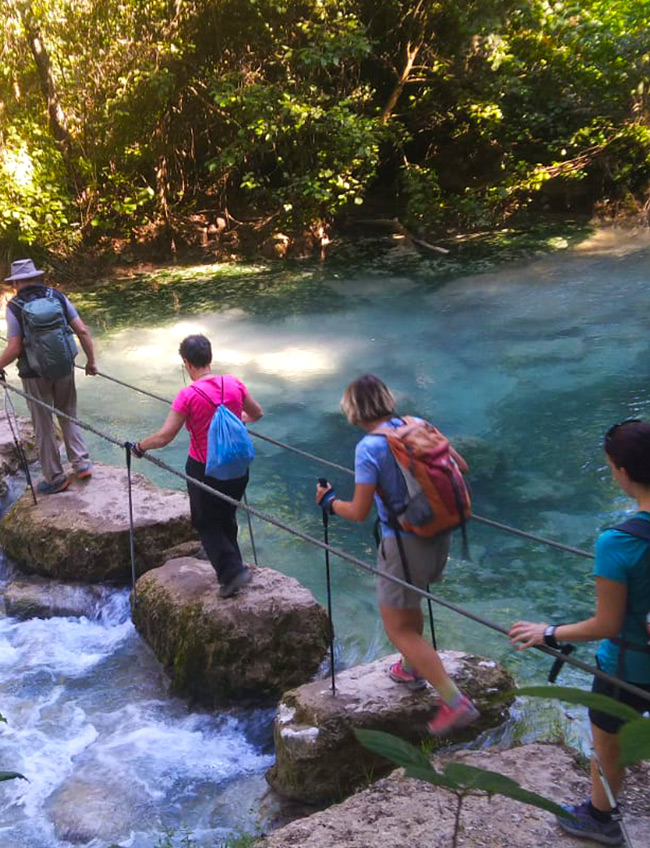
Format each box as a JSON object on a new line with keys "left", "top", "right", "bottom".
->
{"left": 179, "top": 334, "right": 212, "bottom": 368}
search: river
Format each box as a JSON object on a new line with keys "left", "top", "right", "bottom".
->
{"left": 1, "top": 228, "right": 649, "bottom": 847}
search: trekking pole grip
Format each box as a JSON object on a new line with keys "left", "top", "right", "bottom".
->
{"left": 317, "top": 477, "right": 330, "bottom": 527}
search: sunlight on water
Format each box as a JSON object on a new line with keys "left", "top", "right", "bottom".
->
{"left": 2, "top": 231, "right": 650, "bottom": 845}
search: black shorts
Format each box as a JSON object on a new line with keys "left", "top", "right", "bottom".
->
{"left": 589, "top": 664, "right": 650, "bottom": 735}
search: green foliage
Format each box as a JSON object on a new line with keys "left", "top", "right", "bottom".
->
{"left": 517, "top": 686, "right": 642, "bottom": 724}
{"left": 356, "top": 728, "right": 572, "bottom": 819}
{"left": 2, "top": 0, "right": 650, "bottom": 256}
{"left": 518, "top": 685, "right": 650, "bottom": 768}
{"left": 0, "top": 771, "right": 27, "bottom": 783}
{"left": 149, "top": 826, "right": 259, "bottom": 848}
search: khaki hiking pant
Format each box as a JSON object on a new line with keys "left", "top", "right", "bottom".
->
{"left": 22, "top": 373, "right": 90, "bottom": 484}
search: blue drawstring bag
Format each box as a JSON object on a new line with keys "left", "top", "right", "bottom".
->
{"left": 193, "top": 378, "right": 255, "bottom": 480}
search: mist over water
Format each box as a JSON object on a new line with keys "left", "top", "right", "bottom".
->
{"left": 1, "top": 231, "right": 649, "bottom": 845}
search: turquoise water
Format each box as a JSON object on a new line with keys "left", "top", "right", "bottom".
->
{"left": 1, "top": 229, "right": 649, "bottom": 846}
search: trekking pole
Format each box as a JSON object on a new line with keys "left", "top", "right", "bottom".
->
{"left": 124, "top": 443, "right": 138, "bottom": 606}
{"left": 318, "top": 478, "right": 336, "bottom": 696}
{"left": 242, "top": 491, "right": 258, "bottom": 566}
{"left": 592, "top": 747, "right": 635, "bottom": 848}
{"left": 2, "top": 381, "right": 37, "bottom": 505}
{"left": 426, "top": 589, "right": 438, "bottom": 650}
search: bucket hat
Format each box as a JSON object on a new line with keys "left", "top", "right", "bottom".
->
{"left": 4, "top": 259, "right": 45, "bottom": 282}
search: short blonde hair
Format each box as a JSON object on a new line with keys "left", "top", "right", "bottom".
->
{"left": 340, "top": 374, "right": 397, "bottom": 426}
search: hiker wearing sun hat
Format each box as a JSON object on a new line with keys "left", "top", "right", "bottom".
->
{"left": 0, "top": 258, "right": 98, "bottom": 494}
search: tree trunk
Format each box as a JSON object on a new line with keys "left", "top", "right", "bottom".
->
{"left": 19, "top": 6, "right": 80, "bottom": 190}
{"left": 380, "top": 40, "right": 422, "bottom": 124}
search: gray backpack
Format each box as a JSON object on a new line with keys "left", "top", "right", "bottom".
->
{"left": 15, "top": 288, "right": 78, "bottom": 379}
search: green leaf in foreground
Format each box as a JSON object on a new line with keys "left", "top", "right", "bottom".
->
{"left": 355, "top": 729, "right": 432, "bottom": 770}
{"left": 0, "top": 771, "right": 27, "bottom": 782}
{"left": 356, "top": 730, "right": 576, "bottom": 818}
{"left": 443, "top": 763, "right": 572, "bottom": 819}
{"left": 355, "top": 729, "right": 461, "bottom": 789}
{"left": 516, "top": 686, "right": 641, "bottom": 723}
{"left": 618, "top": 718, "right": 650, "bottom": 766}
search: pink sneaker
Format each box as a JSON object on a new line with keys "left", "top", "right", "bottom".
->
{"left": 427, "top": 695, "right": 480, "bottom": 736}
{"left": 388, "top": 659, "right": 428, "bottom": 691}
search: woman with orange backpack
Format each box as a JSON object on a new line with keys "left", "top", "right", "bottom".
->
{"left": 316, "top": 374, "right": 478, "bottom": 735}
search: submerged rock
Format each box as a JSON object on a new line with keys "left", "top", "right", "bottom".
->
{"left": 3, "top": 577, "right": 108, "bottom": 619}
{"left": 132, "top": 557, "right": 331, "bottom": 705}
{"left": 0, "top": 462, "right": 195, "bottom": 583}
{"left": 267, "top": 651, "right": 513, "bottom": 804}
{"left": 453, "top": 435, "right": 507, "bottom": 482}
{"left": 259, "top": 743, "right": 650, "bottom": 847}
{"left": 48, "top": 777, "right": 152, "bottom": 845}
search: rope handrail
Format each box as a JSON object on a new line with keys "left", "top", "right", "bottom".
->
{"left": 2, "top": 378, "right": 649, "bottom": 707}
{"left": 81, "top": 363, "right": 596, "bottom": 560}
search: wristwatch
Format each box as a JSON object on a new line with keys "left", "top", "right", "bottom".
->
{"left": 543, "top": 625, "right": 559, "bottom": 649}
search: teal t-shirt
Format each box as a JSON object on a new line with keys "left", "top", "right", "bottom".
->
{"left": 595, "top": 511, "right": 650, "bottom": 683}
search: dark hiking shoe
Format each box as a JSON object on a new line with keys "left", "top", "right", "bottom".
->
{"left": 556, "top": 802, "right": 623, "bottom": 846}
{"left": 36, "top": 477, "right": 70, "bottom": 495}
{"left": 219, "top": 566, "right": 252, "bottom": 599}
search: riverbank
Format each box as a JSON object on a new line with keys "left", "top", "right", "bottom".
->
{"left": 2, "top": 214, "right": 599, "bottom": 293}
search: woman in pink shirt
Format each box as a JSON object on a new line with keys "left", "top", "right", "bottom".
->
{"left": 135, "top": 334, "right": 263, "bottom": 598}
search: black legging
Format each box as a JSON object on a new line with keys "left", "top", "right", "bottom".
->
{"left": 185, "top": 455, "right": 248, "bottom": 585}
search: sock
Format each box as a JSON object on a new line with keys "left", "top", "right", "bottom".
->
{"left": 588, "top": 801, "right": 613, "bottom": 823}
{"left": 400, "top": 657, "right": 414, "bottom": 674}
{"left": 438, "top": 678, "right": 462, "bottom": 708}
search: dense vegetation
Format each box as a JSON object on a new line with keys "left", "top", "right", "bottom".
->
{"left": 2, "top": 0, "right": 650, "bottom": 262}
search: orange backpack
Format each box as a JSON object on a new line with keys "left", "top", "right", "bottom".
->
{"left": 372, "top": 417, "right": 471, "bottom": 549}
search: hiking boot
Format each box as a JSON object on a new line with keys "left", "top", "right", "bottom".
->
{"left": 219, "top": 566, "right": 252, "bottom": 599}
{"left": 427, "top": 694, "right": 480, "bottom": 736}
{"left": 76, "top": 464, "right": 93, "bottom": 480}
{"left": 556, "top": 802, "right": 623, "bottom": 846}
{"left": 36, "top": 477, "right": 70, "bottom": 495}
{"left": 389, "top": 659, "right": 428, "bottom": 691}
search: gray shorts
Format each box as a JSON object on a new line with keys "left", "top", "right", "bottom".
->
{"left": 376, "top": 532, "right": 451, "bottom": 609}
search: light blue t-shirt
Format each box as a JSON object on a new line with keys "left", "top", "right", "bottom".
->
{"left": 354, "top": 417, "right": 416, "bottom": 539}
{"left": 595, "top": 511, "right": 650, "bottom": 684}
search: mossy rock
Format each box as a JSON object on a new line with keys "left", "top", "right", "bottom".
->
{"left": 0, "top": 462, "right": 195, "bottom": 583}
{"left": 133, "top": 557, "right": 331, "bottom": 706}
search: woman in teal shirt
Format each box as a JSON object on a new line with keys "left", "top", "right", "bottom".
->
{"left": 510, "top": 419, "right": 650, "bottom": 846}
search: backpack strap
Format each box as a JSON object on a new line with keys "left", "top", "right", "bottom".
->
{"left": 191, "top": 382, "right": 219, "bottom": 409}
{"left": 613, "top": 517, "right": 650, "bottom": 543}
{"left": 608, "top": 518, "right": 650, "bottom": 666}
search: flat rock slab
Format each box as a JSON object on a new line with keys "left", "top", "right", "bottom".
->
{"left": 132, "top": 557, "right": 331, "bottom": 706}
{"left": 260, "top": 742, "right": 650, "bottom": 847}
{"left": 0, "top": 462, "right": 195, "bottom": 583}
{"left": 267, "top": 650, "right": 514, "bottom": 804}
{"left": 3, "top": 577, "right": 109, "bottom": 620}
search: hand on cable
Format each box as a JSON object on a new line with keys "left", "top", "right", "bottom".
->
{"left": 125, "top": 441, "right": 145, "bottom": 458}
{"left": 316, "top": 478, "right": 337, "bottom": 515}
{"left": 85, "top": 361, "right": 98, "bottom": 376}
{"left": 508, "top": 620, "right": 547, "bottom": 651}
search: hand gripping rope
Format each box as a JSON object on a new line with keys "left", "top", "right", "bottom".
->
{"left": 2, "top": 378, "right": 649, "bottom": 710}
